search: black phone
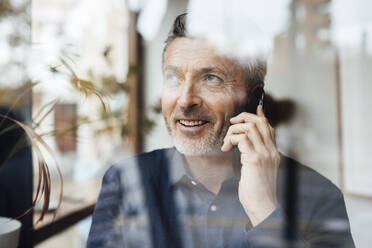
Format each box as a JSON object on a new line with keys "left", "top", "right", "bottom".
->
{"left": 232, "top": 87, "right": 265, "bottom": 176}
{"left": 245, "top": 87, "right": 265, "bottom": 114}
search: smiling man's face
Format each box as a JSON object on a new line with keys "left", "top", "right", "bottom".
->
{"left": 162, "top": 37, "right": 248, "bottom": 156}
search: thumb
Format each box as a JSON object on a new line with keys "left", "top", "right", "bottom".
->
{"left": 257, "top": 104, "right": 264, "bottom": 117}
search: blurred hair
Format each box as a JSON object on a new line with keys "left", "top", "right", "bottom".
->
{"left": 162, "top": 13, "right": 267, "bottom": 89}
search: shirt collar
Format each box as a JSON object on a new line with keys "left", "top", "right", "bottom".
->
{"left": 165, "top": 148, "right": 189, "bottom": 186}
{"left": 165, "top": 147, "right": 241, "bottom": 187}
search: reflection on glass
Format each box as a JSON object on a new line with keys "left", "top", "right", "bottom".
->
{"left": 1, "top": 0, "right": 371, "bottom": 247}
{"left": 88, "top": 12, "right": 355, "bottom": 248}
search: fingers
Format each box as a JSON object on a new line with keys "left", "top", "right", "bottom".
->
{"left": 222, "top": 122, "right": 267, "bottom": 153}
{"left": 257, "top": 105, "right": 276, "bottom": 142}
{"left": 230, "top": 108, "right": 267, "bottom": 124}
{"left": 269, "top": 125, "right": 276, "bottom": 145}
{"left": 229, "top": 106, "right": 275, "bottom": 147}
{"left": 230, "top": 104, "right": 266, "bottom": 124}
{"left": 221, "top": 134, "right": 254, "bottom": 153}
{"left": 257, "top": 104, "right": 264, "bottom": 117}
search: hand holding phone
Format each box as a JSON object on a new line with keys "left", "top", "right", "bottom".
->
{"left": 221, "top": 87, "right": 280, "bottom": 227}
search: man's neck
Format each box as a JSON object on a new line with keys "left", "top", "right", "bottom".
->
{"left": 184, "top": 151, "right": 234, "bottom": 195}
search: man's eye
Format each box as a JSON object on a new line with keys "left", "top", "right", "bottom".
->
{"left": 205, "top": 74, "right": 221, "bottom": 83}
{"left": 165, "top": 73, "right": 179, "bottom": 84}
{"left": 166, "top": 74, "right": 177, "bottom": 81}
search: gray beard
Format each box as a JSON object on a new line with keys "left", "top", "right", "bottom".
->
{"left": 164, "top": 116, "right": 230, "bottom": 156}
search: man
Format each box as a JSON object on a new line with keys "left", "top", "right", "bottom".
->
{"left": 87, "top": 13, "right": 354, "bottom": 247}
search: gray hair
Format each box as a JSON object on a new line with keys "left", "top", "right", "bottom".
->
{"left": 162, "top": 13, "right": 267, "bottom": 89}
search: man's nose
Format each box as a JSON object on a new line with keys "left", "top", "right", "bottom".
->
{"left": 177, "top": 81, "right": 202, "bottom": 110}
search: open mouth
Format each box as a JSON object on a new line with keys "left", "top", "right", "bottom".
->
{"left": 178, "top": 120, "right": 208, "bottom": 127}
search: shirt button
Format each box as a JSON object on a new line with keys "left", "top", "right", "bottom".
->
{"left": 191, "top": 180, "right": 197, "bottom": 186}
{"left": 210, "top": 204, "right": 217, "bottom": 212}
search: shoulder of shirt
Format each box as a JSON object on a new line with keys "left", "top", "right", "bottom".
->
{"left": 102, "top": 147, "right": 176, "bottom": 181}
{"left": 278, "top": 153, "right": 344, "bottom": 197}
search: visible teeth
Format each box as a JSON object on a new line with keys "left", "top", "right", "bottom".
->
{"left": 179, "top": 120, "right": 204, "bottom": 126}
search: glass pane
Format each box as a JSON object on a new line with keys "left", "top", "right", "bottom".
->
{"left": 1, "top": 0, "right": 370, "bottom": 247}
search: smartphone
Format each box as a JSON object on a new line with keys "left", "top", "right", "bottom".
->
{"left": 232, "top": 87, "right": 265, "bottom": 175}
{"left": 245, "top": 87, "right": 265, "bottom": 114}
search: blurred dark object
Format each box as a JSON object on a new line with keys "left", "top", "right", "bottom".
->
{"left": 284, "top": 152, "right": 298, "bottom": 242}
{"left": 0, "top": 106, "right": 34, "bottom": 248}
{"left": 264, "top": 93, "right": 296, "bottom": 127}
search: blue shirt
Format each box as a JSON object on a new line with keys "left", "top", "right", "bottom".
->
{"left": 87, "top": 148, "right": 354, "bottom": 248}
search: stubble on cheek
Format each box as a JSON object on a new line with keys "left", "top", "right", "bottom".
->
{"left": 166, "top": 112, "right": 233, "bottom": 156}
{"left": 162, "top": 110, "right": 222, "bottom": 155}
